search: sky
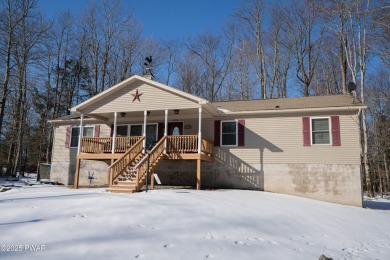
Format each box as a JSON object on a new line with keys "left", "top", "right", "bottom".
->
{"left": 37, "top": 0, "right": 242, "bottom": 40}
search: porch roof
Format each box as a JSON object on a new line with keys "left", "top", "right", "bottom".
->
{"left": 71, "top": 75, "right": 208, "bottom": 114}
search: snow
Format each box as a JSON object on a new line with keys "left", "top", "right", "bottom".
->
{"left": 0, "top": 183, "right": 389, "bottom": 259}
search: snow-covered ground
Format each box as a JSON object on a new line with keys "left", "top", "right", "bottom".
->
{"left": 1, "top": 183, "right": 389, "bottom": 259}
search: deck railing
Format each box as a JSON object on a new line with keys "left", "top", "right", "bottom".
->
{"left": 166, "top": 135, "right": 213, "bottom": 155}
{"left": 134, "top": 136, "right": 167, "bottom": 191}
{"left": 81, "top": 135, "right": 213, "bottom": 156}
{"left": 80, "top": 136, "right": 143, "bottom": 153}
{"left": 109, "top": 136, "right": 145, "bottom": 185}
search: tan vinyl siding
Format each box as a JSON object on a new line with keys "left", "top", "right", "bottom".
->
{"left": 203, "top": 111, "right": 360, "bottom": 165}
{"left": 82, "top": 82, "right": 200, "bottom": 114}
{"left": 52, "top": 126, "right": 70, "bottom": 162}
{"left": 52, "top": 124, "right": 112, "bottom": 163}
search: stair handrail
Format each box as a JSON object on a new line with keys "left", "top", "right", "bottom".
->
{"left": 134, "top": 136, "right": 167, "bottom": 191}
{"left": 109, "top": 136, "right": 145, "bottom": 185}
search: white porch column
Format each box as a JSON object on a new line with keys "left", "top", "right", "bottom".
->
{"left": 198, "top": 107, "right": 202, "bottom": 154}
{"left": 77, "top": 114, "right": 84, "bottom": 154}
{"left": 164, "top": 109, "right": 168, "bottom": 154}
{"left": 143, "top": 110, "right": 147, "bottom": 152}
{"left": 111, "top": 112, "right": 117, "bottom": 154}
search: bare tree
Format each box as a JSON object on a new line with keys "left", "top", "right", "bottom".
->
{"left": 0, "top": 0, "right": 36, "bottom": 137}
{"left": 235, "top": 0, "right": 267, "bottom": 99}
{"left": 286, "top": 0, "right": 325, "bottom": 96}
{"left": 186, "top": 26, "right": 237, "bottom": 101}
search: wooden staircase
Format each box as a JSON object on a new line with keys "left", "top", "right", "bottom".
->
{"left": 107, "top": 136, "right": 166, "bottom": 194}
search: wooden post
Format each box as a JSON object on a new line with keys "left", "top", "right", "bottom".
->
{"left": 74, "top": 158, "right": 81, "bottom": 189}
{"left": 150, "top": 170, "right": 155, "bottom": 189}
{"left": 197, "top": 159, "right": 201, "bottom": 190}
{"left": 109, "top": 159, "right": 114, "bottom": 186}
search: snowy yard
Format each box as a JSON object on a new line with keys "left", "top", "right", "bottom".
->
{"left": 1, "top": 181, "right": 390, "bottom": 259}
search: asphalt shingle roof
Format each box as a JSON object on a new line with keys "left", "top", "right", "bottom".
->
{"left": 211, "top": 94, "right": 362, "bottom": 112}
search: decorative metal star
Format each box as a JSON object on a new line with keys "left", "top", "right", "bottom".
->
{"left": 131, "top": 89, "right": 143, "bottom": 102}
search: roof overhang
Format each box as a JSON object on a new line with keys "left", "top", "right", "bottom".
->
{"left": 71, "top": 75, "right": 208, "bottom": 113}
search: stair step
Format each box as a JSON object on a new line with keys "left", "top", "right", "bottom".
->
{"left": 117, "top": 181, "right": 136, "bottom": 186}
{"left": 106, "top": 188, "right": 136, "bottom": 194}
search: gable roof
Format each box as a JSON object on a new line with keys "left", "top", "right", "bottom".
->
{"left": 211, "top": 94, "right": 364, "bottom": 114}
{"left": 71, "top": 75, "right": 208, "bottom": 112}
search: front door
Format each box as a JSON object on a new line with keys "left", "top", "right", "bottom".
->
{"left": 168, "top": 122, "right": 183, "bottom": 136}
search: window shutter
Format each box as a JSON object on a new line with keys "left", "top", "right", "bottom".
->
{"left": 110, "top": 124, "right": 114, "bottom": 137}
{"left": 214, "top": 120, "right": 221, "bottom": 147}
{"left": 302, "top": 117, "right": 311, "bottom": 146}
{"left": 94, "top": 125, "right": 100, "bottom": 137}
{"left": 65, "top": 126, "right": 71, "bottom": 148}
{"left": 331, "top": 116, "right": 341, "bottom": 146}
{"left": 238, "top": 119, "right": 245, "bottom": 147}
{"left": 158, "top": 122, "right": 165, "bottom": 140}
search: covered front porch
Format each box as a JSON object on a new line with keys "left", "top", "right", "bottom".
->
{"left": 69, "top": 75, "right": 219, "bottom": 193}
{"left": 73, "top": 107, "right": 214, "bottom": 193}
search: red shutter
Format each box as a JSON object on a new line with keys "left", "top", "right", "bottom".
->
{"left": 158, "top": 122, "right": 165, "bottom": 140}
{"left": 65, "top": 126, "right": 71, "bottom": 148}
{"left": 302, "top": 117, "right": 311, "bottom": 146}
{"left": 110, "top": 124, "right": 114, "bottom": 137}
{"left": 94, "top": 125, "right": 100, "bottom": 137}
{"left": 331, "top": 116, "right": 341, "bottom": 146}
{"left": 238, "top": 119, "right": 245, "bottom": 146}
{"left": 214, "top": 120, "right": 221, "bottom": 147}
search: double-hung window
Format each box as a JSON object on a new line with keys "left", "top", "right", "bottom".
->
{"left": 311, "top": 118, "right": 330, "bottom": 145}
{"left": 221, "top": 120, "right": 237, "bottom": 146}
{"left": 70, "top": 126, "right": 94, "bottom": 147}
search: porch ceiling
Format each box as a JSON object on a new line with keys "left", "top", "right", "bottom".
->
{"left": 88, "top": 107, "right": 213, "bottom": 122}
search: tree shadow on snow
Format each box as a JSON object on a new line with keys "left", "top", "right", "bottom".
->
{"left": 363, "top": 200, "right": 390, "bottom": 210}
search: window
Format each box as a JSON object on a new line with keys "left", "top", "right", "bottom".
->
{"left": 311, "top": 118, "right": 330, "bottom": 145}
{"left": 130, "top": 125, "right": 143, "bottom": 136}
{"left": 116, "top": 124, "right": 157, "bottom": 147}
{"left": 221, "top": 121, "right": 237, "bottom": 146}
{"left": 70, "top": 126, "right": 94, "bottom": 147}
{"left": 116, "top": 125, "right": 128, "bottom": 136}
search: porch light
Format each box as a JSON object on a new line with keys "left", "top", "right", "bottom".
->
{"left": 174, "top": 109, "right": 180, "bottom": 115}
{"left": 147, "top": 111, "right": 150, "bottom": 116}
{"left": 120, "top": 112, "right": 126, "bottom": 118}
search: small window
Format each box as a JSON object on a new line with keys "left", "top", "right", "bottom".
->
{"left": 70, "top": 126, "right": 94, "bottom": 147}
{"left": 311, "top": 118, "right": 330, "bottom": 145}
{"left": 221, "top": 121, "right": 237, "bottom": 146}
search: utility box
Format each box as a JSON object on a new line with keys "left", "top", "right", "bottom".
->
{"left": 38, "top": 163, "right": 51, "bottom": 181}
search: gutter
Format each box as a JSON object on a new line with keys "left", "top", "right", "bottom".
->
{"left": 215, "top": 105, "right": 367, "bottom": 116}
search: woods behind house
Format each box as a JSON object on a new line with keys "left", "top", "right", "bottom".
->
{"left": 0, "top": 0, "right": 388, "bottom": 196}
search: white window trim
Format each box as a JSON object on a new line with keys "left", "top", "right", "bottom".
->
{"left": 220, "top": 120, "right": 238, "bottom": 147}
{"left": 70, "top": 125, "right": 95, "bottom": 148}
{"left": 310, "top": 117, "right": 332, "bottom": 146}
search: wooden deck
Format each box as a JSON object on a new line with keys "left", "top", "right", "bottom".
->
{"left": 77, "top": 135, "right": 213, "bottom": 161}
{"left": 74, "top": 135, "right": 213, "bottom": 192}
